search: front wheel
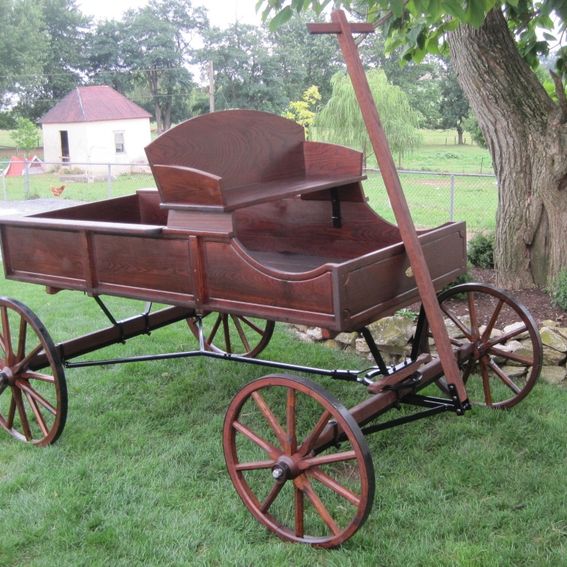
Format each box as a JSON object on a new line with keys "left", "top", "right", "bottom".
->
{"left": 223, "top": 374, "right": 375, "bottom": 548}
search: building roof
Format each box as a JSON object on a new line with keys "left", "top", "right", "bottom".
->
{"left": 40, "top": 85, "right": 151, "bottom": 124}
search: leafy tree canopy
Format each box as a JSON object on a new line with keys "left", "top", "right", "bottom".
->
{"left": 259, "top": 0, "right": 567, "bottom": 78}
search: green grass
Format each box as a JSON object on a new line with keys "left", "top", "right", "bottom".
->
{"left": 1, "top": 273, "right": 567, "bottom": 565}
{"left": 395, "top": 129, "right": 493, "bottom": 175}
{"left": 0, "top": 129, "right": 16, "bottom": 148}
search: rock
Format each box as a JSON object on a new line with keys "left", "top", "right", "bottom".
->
{"left": 499, "top": 366, "right": 528, "bottom": 379}
{"left": 335, "top": 332, "right": 357, "bottom": 347}
{"left": 540, "top": 327, "right": 567, "bottom": 353}
{"left": 305, "top": 327, "right": 323, "bottom": 341}
{"left": 491, "top": 340, "right": 524, "bottom": 364}
{"left": 541, "top": 320, "right": 559, "bottom": 328}
{"left": 367, "top": 316, "right": 414, "bottom": 354}
{"left": 293, "top": 324, "right": 310, "bottom": 333}
{"left": 355, "top": 337, "right": 370, "bottom": 354}
{"left": 445, "top": 316, "right": 469, "bottom": 339}
{"left": 503, "top": 322, "right": 530, "bottom": 340}
{"left": 322, "top": 339, "right": 339, "bottom": 350}
{"left": 479, "top": 325, "right": 504, "bottom": 340}
{"left": 542, "top": 345, "right": 566, "bottom": 366}
{"left": 540, "top": 366, "right": 567, "bottom": 385}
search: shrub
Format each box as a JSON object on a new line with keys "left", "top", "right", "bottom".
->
{"left": 550, "top": 269, "right": 567, "bottom": 311}
{"left": 468, "top": 232, "right": 495, "bottom": 268}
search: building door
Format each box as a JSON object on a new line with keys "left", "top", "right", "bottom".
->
{"left": 60, "top": 130, "right": 70, "bottom": 162}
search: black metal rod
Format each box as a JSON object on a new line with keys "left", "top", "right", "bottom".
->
{"left": 65, "top": 349, "right": 362, "bottom": 382}
{"left": 360, "top": 327, "right": 389, "bottom": 375}
{"left": 360, "top": 404, "right": 450, "bottom": 436}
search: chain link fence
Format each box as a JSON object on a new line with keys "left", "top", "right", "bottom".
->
{"left": 364, "top": 169, "right": 497, "bottom": 233}
{"left": 0, "top": 161, "right": 498, "bottom": 233}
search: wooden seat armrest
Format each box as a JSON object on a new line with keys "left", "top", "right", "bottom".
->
{"left": 152, "top": 164, "right": 224, "bottom": 207}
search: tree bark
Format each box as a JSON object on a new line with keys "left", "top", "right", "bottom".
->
{"left": 448, "top": 9, "right": 567, "bottom": 289}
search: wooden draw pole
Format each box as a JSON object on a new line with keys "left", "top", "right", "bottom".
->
{"left": 309, "top": 10, "right": 469, "bottom": 405}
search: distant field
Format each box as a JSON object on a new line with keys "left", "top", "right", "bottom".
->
{"left": 0, "top": 129, "right": 15, "bottom": 147}
{"left": 367, "top": 129, "right": 493, "bottom": 175}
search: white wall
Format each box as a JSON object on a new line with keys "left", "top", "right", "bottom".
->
{"left": 42, "top": 118, "right": 152, "bottom": 174}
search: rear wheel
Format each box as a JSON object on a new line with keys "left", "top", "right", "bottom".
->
{"left": 187, "top": 313, "right": 274, "bottom": 357}
{"left": 0, "top": 297, "right": 67, "bottom": 445}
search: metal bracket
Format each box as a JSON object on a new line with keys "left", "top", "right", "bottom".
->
{"left": 93, "top": 296, "right": 125, "bottom": 344}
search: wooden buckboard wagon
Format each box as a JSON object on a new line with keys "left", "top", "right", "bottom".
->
{"left": 0, "top": 11, "right": 542, "bottom": 548}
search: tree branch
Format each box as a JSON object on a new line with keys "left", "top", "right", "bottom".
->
{"left": 550, "top": 70, "right": 567, "bottom": 123}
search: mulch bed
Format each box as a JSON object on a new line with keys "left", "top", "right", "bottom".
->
{"left": 469, "top": 267, "right": 566, "bottom": 327}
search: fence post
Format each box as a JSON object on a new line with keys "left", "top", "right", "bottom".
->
{"left": 107, "top": 164, "right": 112, "bottom": 198}
{"left": 449, "top": 174, "right": 455, "bottom": 222}
{"left": 24, "top": 160, "right": 30, "bottom": 199}
{"left": 1, "top": 174, "right": 6, "bottom": 200}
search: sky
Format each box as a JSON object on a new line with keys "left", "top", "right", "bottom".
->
{"left": 77, "top": 0, "right": 263, "bottom": 28}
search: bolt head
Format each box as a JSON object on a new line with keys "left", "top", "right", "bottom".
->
{"left": 272, "top": 467, "right": 284, "bottom": 480}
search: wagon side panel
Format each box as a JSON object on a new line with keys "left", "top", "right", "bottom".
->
{"left": 337, "top": 222, "right": 467, "bottom": 329}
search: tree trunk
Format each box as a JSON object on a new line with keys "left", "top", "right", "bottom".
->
{"left": 456, "top": 125, "right": 464, "bottom": 145}
{"left": 448, "top": 9, "right": 567, "bottom": 289}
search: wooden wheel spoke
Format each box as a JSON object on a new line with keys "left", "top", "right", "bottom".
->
{"left": 295, "top": 487, "right": 304, "bottom": 538}
{"left": 13, "top": 343, "right": 43, "bottom": 374}
{"left": 467, "top": 292, "right": 480, "bottom": 339}
{"left": 488, "top": 346, "right": 533, "bottom": 366}
{"left": 23, "top": 391, "right": 49, "bottom": 437}
{"left": 298, "top": 409, "right": 332, "bottom": 457}
{"left": 479, "top": 357, "right": 493, "bottom": 406}
{"left": 22, "top": 371, "right": 56, "bottom": 384}
{"left": 6, "top": 395, "right": 17, "bottom": 429}
{"left": 231, "top": 315, "right": 251, "bottom": 353}
{"left": 309, "top": 467, "right": 361, "bottom": 506}
{"left": 487, "top": 324, "right": 528, "bottom": 347}
{"left": 251, "top": 391, "right": 287, "bottom": 449}
{"left": 481, "top": 299, "right": 504, "bottom": 341}
{"left": 440, "top": 305, "right": 472, "bottom": 340}
{"left": 286, "top": 388, "right": 297, "bottom": 454}
{"left": 16, "top": 317, "right": 27, "bottom": 361}
{"left": 238, "top": 316, "right": 264, "bottom": 336}
{"left": 232, "top": 420, "right": 281, "bottom": 459}
{"left": 299, "top": 450, "right": 357, "bottom": 471}
{"left": 222, "top": 315, "right": 232, "bottom": 353}
{"left": 260, "top": 481, "right": 285, "bottom": 513}
{"left": 13, "top": 389, "right": 32, "bottom": 440}
{"left": 1, "top": 305, "right": 13, "bottom": 360}
{"left": 235, "top": 459, "right": 275, "bottom": 471}
{"left": 298, "top": 476, "right": 341, "bottom": 536}
{"left": 488, "top": 360, "right": 522, "bottom": 394}
{"left": 16, "top": 380, "right": 57, "bottom": 416}
{"left": 207, "top": 314, "right": 223, "bottom": 345}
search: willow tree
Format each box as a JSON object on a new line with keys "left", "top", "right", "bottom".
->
{"left": 315, "top": 69, "right": 421, "bottom": 166}
{"left": 259, "top": 0, "right": 567, "bottom": 291}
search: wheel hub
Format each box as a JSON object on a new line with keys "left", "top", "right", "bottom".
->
{"left": 0, "top": 368, "right": 14, "bottom": 393}
{"left": 272, "top": 455, "right": 299, "bottom": 481}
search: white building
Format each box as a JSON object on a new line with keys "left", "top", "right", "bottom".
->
{"left": 40, "top": 85, "right": 152, "bottom": 174}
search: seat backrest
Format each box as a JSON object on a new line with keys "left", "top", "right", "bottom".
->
{"left": 145, "top": 110, "right": 306, "bottom": 192}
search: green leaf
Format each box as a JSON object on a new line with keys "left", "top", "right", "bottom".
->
{"left": 443, "top": 0, "right": 466, "bottom": 21}
{"left": 269, "top": 6, "right": 293, "bottom": 30}
{"left": 391, "top": 0, "right": 405, "bottom": 17}
{"left": 465, "top": 0, "right": 487, "bottom": 28}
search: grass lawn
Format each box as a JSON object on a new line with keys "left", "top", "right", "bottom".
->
{"left": 1, "top": 273, "right": 566, "bottom": 566}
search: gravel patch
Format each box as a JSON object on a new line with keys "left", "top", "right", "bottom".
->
{"left": 0, "top": 198, "right": 85, "bottom": 217}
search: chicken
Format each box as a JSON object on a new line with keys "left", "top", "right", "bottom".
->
{"left": 50, "top": 185, "right": 65, "bottom": 197}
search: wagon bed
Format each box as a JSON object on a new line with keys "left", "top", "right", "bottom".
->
{"left": 0, "top": 110, "right": 466, "bottom": 332}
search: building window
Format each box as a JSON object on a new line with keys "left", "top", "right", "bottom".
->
{"left": 114, "top": 131, "right": 125, "bottom": 153}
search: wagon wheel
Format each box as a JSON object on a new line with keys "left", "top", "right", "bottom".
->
{"left": 187, "top": 313, "right": 275, "bottom": 357}
{"left": 0, "top": 297, "right": 67, "bottom": 446}
{"left": 420, "top": 283, "right": 542, "bottom": 409}
{"left": 224, "top": 374, "right": 374, "bottom": 548}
